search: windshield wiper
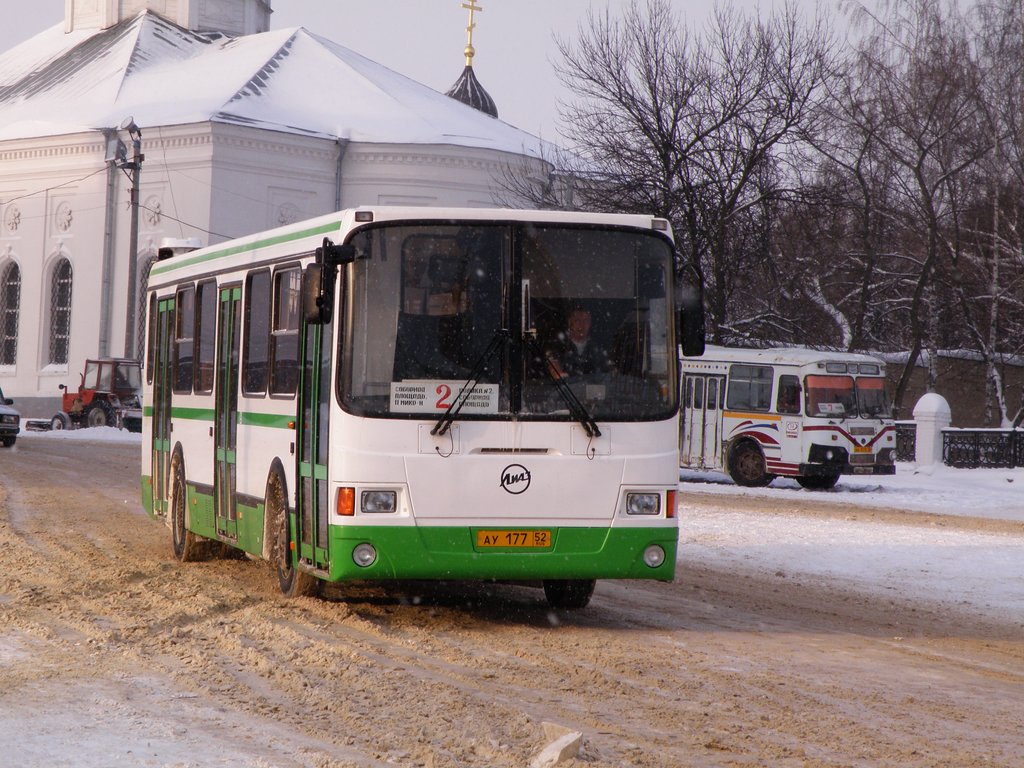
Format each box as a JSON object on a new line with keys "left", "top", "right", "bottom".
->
{"left": 431, "top": 329, "right": 509, "bottom": 437}
{"left": 524, "top": 335, "right": 602, "bottom": 438}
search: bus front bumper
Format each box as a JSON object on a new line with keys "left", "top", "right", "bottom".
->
{"left": 799, "top": 461, "right": 896, "bottom": 477}
{"left": 322, "top": 524, "right": 678, "bottom": 583}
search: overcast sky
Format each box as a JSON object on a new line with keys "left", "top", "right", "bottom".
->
{"left": 0, "top": 1, "right": 824, "bottom": 140}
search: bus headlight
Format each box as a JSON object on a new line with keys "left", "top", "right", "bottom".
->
{"left": 626, "top": 492, "right": 660, "bottom": 515}
{"left": 361, "top": 490, "right": 397, "bottom": 513}
{"left": 643, "top": 545, "right": 666, "bottom": 568}
{"left": 352, "top": 543, "right": 377, "bottom": 567}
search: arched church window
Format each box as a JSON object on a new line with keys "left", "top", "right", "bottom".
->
{"left": 0, "top": 261, "right": 20, "bottom": 366}
{"left": 49, "top": 257, "right": 73, "bottom": 365}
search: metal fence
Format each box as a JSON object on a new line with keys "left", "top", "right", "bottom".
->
{"left": 942, "top": 428, "right": 1024, "bottom": 469}
{"left": 894, "top": 422, "right": 1024, "bottom": 467}
{"left": 895, "top": 421, "right": 916, "bottom": 463}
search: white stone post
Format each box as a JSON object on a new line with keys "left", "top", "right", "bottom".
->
{"left": 912, "top": 393, "right": 952, "bottom": 468}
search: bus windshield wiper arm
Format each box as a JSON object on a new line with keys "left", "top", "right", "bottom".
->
{"left": 431, "top": 329, "right": 510, "bottom": 437}
{"left": 525, "top": 336, "right": 602, "bottom": 438}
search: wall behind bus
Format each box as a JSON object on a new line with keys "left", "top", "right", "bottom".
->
{"left": 886, "top": 353, "right": 1024, "bottom": 427}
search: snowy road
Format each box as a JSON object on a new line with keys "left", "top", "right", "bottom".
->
{"left": 0, "top": 432, "right": 1021, "bottom": 767}
{"left": 680, "top": 468, "right": 1024, "bottom": 633}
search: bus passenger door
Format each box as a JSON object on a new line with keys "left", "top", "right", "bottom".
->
{"left": 776, "top": 374, "right": 803, "bottom": 466}
{"left": 703, "top": 376, "right": 726, "bottom": 471}
{"left": 680, "top": 375, "right": 702, "bottom": 466}
{"left": 214, "top": 285, "right": 241, "bottom": 541}
{"left": 151, "top": 297, "right": 175, "bottom": 516}
{"left": 296, "top": 318, "right": 331, "bottom": 571}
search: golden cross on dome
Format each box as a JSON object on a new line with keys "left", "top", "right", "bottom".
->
{"left": 461, "top": 1, "right": 483, "bottom": 66}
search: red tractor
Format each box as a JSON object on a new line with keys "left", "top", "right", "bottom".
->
{"left": 51, "top": 358, "right": 143, "bottom": 432}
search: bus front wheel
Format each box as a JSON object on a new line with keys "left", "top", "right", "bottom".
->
{"left": 797, "top": 473, "right": 840, "bottom": 490}
{"left": 270, "top": 475, "right": 320, "bottom": 598}
{"left": 543, "top": 579, "right": 595, "bottom": 610}
{"left": 728, "top": 442, "right": 774, "bottom": 487}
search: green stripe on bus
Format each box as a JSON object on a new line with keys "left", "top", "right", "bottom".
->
{"left": 150, "top": 220, "right": 343, "bottom": 276}
{"left": 170, "top": 407, "right": 216, "bottom": 421}
{"left": 238, "top": 412, "right": 294, "bottom": 429}
{"left": 144, "top": 408, "right": 293, "bottom": 426}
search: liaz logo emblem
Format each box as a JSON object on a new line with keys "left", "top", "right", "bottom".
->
{"left": 500, "top": 464, "right": 531, "bottom": 495}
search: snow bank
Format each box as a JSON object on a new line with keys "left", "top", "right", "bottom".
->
{"left": 680, "top": 464, "right": 1024, "bottom": 521}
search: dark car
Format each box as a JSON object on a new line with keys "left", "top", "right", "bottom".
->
{"left": 0, "top": 387, "right": 20, "bottom": 447}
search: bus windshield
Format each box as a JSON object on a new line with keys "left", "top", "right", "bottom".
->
{"left": 805, "top": 374, "right": 891, "bottom": 418}
{"left": 855, "top": 376, "right": 892, "bottom": 418}
{"left": 340, "top": 222, "right": 678, "bottom": 422}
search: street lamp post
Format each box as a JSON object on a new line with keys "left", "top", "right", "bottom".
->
{"left": 116, "top": 117, "right": 143, "bottom": 360}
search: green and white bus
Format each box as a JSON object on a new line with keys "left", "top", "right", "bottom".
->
{"left": 141, "top": 207, "right": 704, "bottom": 609}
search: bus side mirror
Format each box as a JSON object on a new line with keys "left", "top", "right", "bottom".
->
{"left": 302, "top": 263, "right": 329, "bottom": 325}
{"left": 303, "top": 237, "right": 364, "bottom": 325}
{"left": 677, "top": 269, "right": 705, "bottom": 358}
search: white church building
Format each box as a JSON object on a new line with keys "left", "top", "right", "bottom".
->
{"left": 0, "top": 0, "right": 551, "bottom": 415}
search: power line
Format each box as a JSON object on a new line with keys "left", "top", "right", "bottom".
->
{"left": 1, "top": 167, "right": 108, "bottom": 206}
{"left": 138, "top": 203, "right": 234, "bottom": 240}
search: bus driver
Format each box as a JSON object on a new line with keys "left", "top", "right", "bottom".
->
{"left": 546, "top": 306, "right": 612, "bottom": 378}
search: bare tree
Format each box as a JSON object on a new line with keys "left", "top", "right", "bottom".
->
{"left": 542, "top": 0, "right": 835, "bottom": 342}
{"left": 812, "top": 0, "right": 992, "bottom": 414}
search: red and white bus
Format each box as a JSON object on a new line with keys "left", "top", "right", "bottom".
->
{"left": 680, "top": 346, "right": 896, "bottom": 489}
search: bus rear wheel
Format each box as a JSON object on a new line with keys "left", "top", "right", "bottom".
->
{"left": 270, "top": 476, "right": 320, "bottom": 598}
{"left": 728, "top": 442, "right": 774, "bottom": 487}
{"left": 543, "top": 579, "right": 595, "bottom": 610}
{"left": 171, "top": 461, "right": 207, "bottom": 562}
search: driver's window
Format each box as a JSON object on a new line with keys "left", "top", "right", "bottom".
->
{"left": 401, "top": 236, "right": 465, "bottom": 317}
{"left": 776, "top": 374, "right": 801, "bottom": 414}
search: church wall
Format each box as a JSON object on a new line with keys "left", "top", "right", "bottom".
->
{"left": 0, "top": 125, "right": 225, "bottom": 416}
{"left": 0, "top": 133, "right": 114, "bottom": 416}
{"left": 206, "top": 125, "right": 340, "bottom": 240}
{"left": 341, "top": 144, "right": 545, "bottom": 209}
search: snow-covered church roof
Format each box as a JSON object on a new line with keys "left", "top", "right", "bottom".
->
{"left": 0, "top": 11, "right": 546, "bottom": 156}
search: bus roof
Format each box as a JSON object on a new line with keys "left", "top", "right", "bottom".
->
{"left": 682, "top": 345, "right": 886, "bottom": 370}
{"left": 148, "top": 206, "right": 674, "bottom": 288}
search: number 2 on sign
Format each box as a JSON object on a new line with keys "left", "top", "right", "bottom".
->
{"left": 435, "top": 383, "right": 452, "bottom": 409}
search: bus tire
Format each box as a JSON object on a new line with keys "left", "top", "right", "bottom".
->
{"left": 543, "top": 579, "right": 595, "bottom": 610}
{"left": 268, "top": 473, "right": 320, "bottom": 598}
{"left": 728, "top": 442, "right": 773, "bottom": 487}
{"left": 170, "top": 457, "right": 208, "bottom": 562}
{"left": 797, "top": 473, "right": 840, "bottom": 490}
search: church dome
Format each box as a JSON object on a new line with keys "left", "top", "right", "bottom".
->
{"left": 444, "top": 1, "right": 498, "bottom": 118}
{"left": 445, "top": 64, "right": 498, "bottom": 119}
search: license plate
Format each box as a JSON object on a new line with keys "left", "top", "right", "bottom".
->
{"left": 476, "top": 530, "right": 551, "bottom": 548}
{"left": 853, "top": 466, "right": 874, "bottom": 474}
{"left": 853, "top": 446, "right": 872, "bottom": 453}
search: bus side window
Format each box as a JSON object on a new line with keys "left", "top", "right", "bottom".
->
{"left": 707, "top": 378, "right": 718, "bottom": 410}
{"left": 270, "top": 267, "right": 301, "bottom": 396}
{"left": 243, "top": 270, "right": 271, "bottom": 396}
{"left": 776, "top": 374, "right": 801, "bottom": 414}
{"left": 173, "top": 285, "right": 195, "bottom": 394}
{"left": 146, "top": 293, "right": 157, "bottom": 385}
{"left": 195, "top": 280, "right": 217, "bottom": 394}
{"left": 726, "top": 365, "right": 773, "bottom": 411}
{"left": 684, "top": 376, "right": 693, "bottom": 408}
{"left": 693, "top": 376, "right": 704, "bottom": 409}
